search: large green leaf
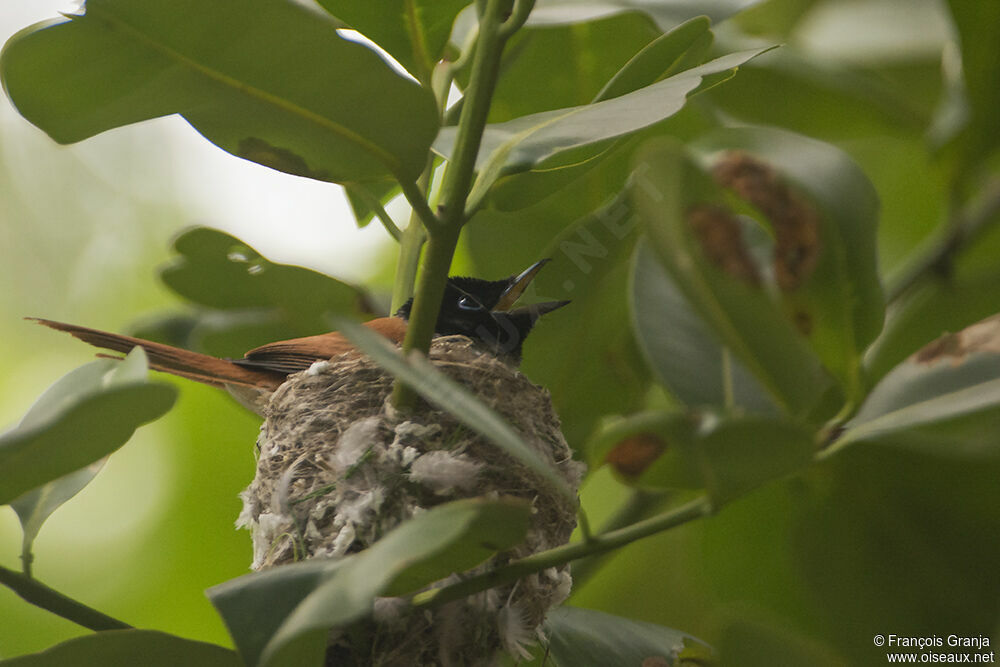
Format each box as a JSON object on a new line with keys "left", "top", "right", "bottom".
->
{"left": 0, "top": 350, "right": 176, "bottom": 505}
{"left": 256, "top": 498, "right": 531, "bottom": 667}
{"left": 208, "top": 559, "right": 345, "bottom": 667}
{"left": 1, "top": 0, "right": 439, "bottom": 183}
{"left": 0, "top": 630, "right": 241, "bottom": 667}
{"left": 944, "top": 1, "right": 1000, "bottom": 171}
{"left": 7, "top": 356, "right": 145, "bottom": 565}
{"left": 467, "top": 11, "right": 663, "bottom": 123}
{"left": 631, "top": 238, "right": 776, "bottom": 413}
{"left": 316, "top": 0, "right": 470, "bottom": 80}
{"left": 159, "top": 227, "right": 373, "bottom": 343}
{"left": 521, "top": 195, "right": 652, "bottom": 451}
{"left": 334, "top": 319, "right": 576, "bottom": 502}
{"left": 527, "top": 0, "right": 762, "bottom": 30}
{"left": 463, "top": 149, "right": 657, "bottom": 450}
{"left": 837, "top": 314, "right": 1000, "bottom": 460}
{"left": 435, "top": 47, "right": 772, "bottom": 183}
{"left": 866, "top": 271, "right": 1000, "bottom": 386}
{"left": 593, "top": 15, "right": 712, "bottom": 102}
{"left": 460, "top": 17, "right": 722, "bottom": 212}
{"left": 637, "top": 414, "right": 816, "bottom": 507}
{"left": 691, "top": 126, "right": 884, "bottom": 406}
{"left": 706, "top": 50, "right": 938, "bottom": 142}
{"left": 544, "top": 605, "right": 713, "bottom": 667}
{"left": 716, "top": 616, "right": 845, "bottom": 667}
{"left": 10, "top": 460, "right": 106, "bottom": 573}
{"left": 790, "top": 446, "right": 1000, "bottom": 663}
{"left": 632, "top": 138, "right": 830, "bottom": 416}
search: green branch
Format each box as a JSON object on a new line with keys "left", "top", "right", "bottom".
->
{"left": 410, "top": 495, "right": 712, "bottom": 609}
{"left": 398, "top": 178, "right": 441, "bottom": 234}
{"left": 569, "top": 489, "right": 668, "bottom": 588}
{"left": 391, "top": 0, "right": 524, "bottom": 410}
{"left": 0, "top": 564, "right": 132, "bottom": 632}
{"left": 886, "top": 176, "right": 1000, "bottom": 303}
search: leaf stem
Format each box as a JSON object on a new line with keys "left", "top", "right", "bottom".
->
{"left": 0, "top": 564, "right": 132, "bottom": 631}
{"left": 353, "top": 186, "right": 403, "bottom": 242}
{"left": 569, "top": 489, "right": 667, "bottom": 588}
{"left": 391, "top": 161, "right": 434, "bottom": 312}
{"left": 410, "top": 495, "right": 711, "bottom": 609}
{"left": 886, "top": 176, "right": 1000, "bottom": 303}
{"left": 398, "top": 179, "right": 441, "bottom": 234}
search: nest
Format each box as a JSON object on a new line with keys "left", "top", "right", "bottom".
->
{"left": 237, "top": 336, "right": 585, "bottom": 666}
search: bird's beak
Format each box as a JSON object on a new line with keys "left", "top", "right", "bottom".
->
{"left": 504, "top": 299, "right": 572, "bottom": 320}
{"left": 494, "top": 259, "right": 552, "bottom": 312}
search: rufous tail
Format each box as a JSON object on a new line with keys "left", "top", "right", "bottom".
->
{"left": 29, "top": 318, "right": 285, "bottom": 390}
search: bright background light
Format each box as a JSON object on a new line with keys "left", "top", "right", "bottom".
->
{"left": 0, "top": 4, "right": 398, "bottom": 657}
{"left": 0, "top": 1, "right": 391, "bottom": 283}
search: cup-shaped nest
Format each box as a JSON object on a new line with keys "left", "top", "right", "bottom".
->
{"left": 238, "top": 335, "right": 585, "bottom": 666}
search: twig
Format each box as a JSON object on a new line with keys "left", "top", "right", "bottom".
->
{"left": 886, "top": 176, "right": 1000, "bottom": 303}
{"left": 569, "top": 489, "right": 667, "bottom": 588}
{"left": 351, "top": 185, "right": 403, "bottom": 242}
{"left": 0, "top": 564, "right": 132, "bottom": 632}
{"left": 410, "top": 495, "right": 711, "bottom": 610}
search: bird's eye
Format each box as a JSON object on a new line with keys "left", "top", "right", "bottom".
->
{"left": 457, "top": 295, "right": 482, "bottom": 311}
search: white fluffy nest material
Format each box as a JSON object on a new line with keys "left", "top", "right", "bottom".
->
{"left": 237, "top": 335, "right": 585, "bottom": 666}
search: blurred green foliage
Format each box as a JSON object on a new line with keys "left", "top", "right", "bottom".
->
{"left": 2, "top": 0, "right": 1000, "bottom": 665}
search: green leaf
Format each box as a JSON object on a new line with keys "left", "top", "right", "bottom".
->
{"left": 461, "top": 18, "right": 718, "bottom": 214}
{"left": 584, "top": 410, "right": 694, "bottom": 471}
{"left": 706, "top": 50, "right": 937, "bottom": 142}
{"left": 1, "top": 0, "right": 439, "bottom": 183}
{"left": 631, "top": 239, "right": 776, "bottom": 413}
{"left": 790, "top": 447, "right": 1000, "bottom": 662}
{"left": 0, "top": 350, "right": 176, "bottom": 505}
{"left": 160, "top": 227, "right": 372, "bottom": 337}
{"left": 592, "top": 15, "right": 712, "bottom": 102}
{"left": 344, "top": 179, "right": 401, "bottom": 228}
{"left": 472, "top": 11, "right": 663, "bottom": 123}
{"left": 6, "top": 353, "right": 129, "bottom": 562}
{"left": 638, "top": 414, "right": 816, "bottom": 506}
{"left": 258, "top": 498, "right": 531, "bottom": 667}
{"left": 436, "top": 47, "right": 773, "bottom": 180}
{"left": 716, "top": 616, "right": 844, "bottom": 667}
{"left": 526, "top": 0, "right": 762, "bottom": 30}
{"left": 10, "top": 460, "right": 106, "bottom": 572}
{"left": 690, "top": 126, "right": 884, "bottom": 405}
{"left": 522, "top": 195, "right": 652, "bottom": 451}
{"left": 632, "top": 138, "right": 831, "bottom": 416}
{"left": 838, "top": 314, "right": 1000, "bottom": 460}
{"left": 866, "top": 271, "right": 1000, "bottom": 386}
{"left": 208, "top": 559, "right": 345, "bottom": 667}
{"left": 316, "top": 0, "right": 470, "bottom": 80}
{"left": 0, "top": 630, "right": 241, "bottom": 667}
{"left": 464, "top": 152, "right": 657, "bottom": 450}
{"left": 544, "top": 606, "right": 714, "bottom": 667}
{"left": 943, "top": 1, "right": 1000, "bottom": 171}
{"left": 333, "top": 319, "right": 577, "bottom": 503}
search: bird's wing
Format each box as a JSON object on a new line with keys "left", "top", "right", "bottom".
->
{"left": 236, "top": 317, "right": 408, "bottom": 374}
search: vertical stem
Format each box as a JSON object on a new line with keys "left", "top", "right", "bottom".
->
{"left": 391, "top": 0, "right": 519, "bottom": 410}
{"left": 391, "top": 161, "right": 433, "bottom": 313}
{"left": 436, "top": 0, "right": 512, "bottom": 226}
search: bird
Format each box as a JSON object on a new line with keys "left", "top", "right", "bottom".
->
{"left": 29, "top": 260, "right": 569, "bottom": 411}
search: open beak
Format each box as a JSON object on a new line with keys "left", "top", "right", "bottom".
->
{"left": 493, "top": 259, "right": 570, "bottom": 316}
{"left": 495, "top": 259, "right": 550, "bottom": 311}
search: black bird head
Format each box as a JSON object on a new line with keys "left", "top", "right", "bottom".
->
{"left": 396, "top": 259, "right": 570, "bottom": 360}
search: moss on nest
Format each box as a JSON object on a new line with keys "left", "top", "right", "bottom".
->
{"left": 238, "top": 335, "right": 585, "bottom": 666}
